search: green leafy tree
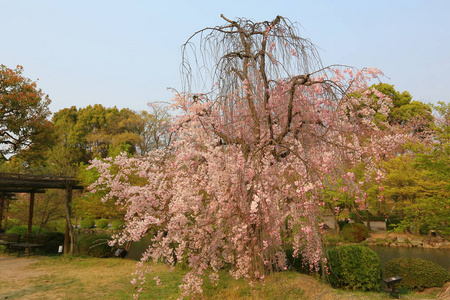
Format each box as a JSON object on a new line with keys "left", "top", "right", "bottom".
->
{"left": 371, "top": 83, "right": 433, "bottom": 137}
{"left": 135, "top": 105, "right": 171, "bottom": 156}
{"left": 382, "top": 151, "right": 449, "bottom": 235}
{"left": 52, "top": 105, "right": 142, "bottom": 163}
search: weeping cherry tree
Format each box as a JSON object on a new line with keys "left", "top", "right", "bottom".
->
{"left": 89, "top": 15, "right": 405, "bottom": 298}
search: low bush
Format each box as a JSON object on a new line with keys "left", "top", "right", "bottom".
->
{"left": 96, "top": 219, "right": 109, "bottom": 229}
{"left": 384, "top": 258, "right": 450, "bottom": 291}
{"left": 7, "top": 225, "right": 44, "bottom": 235}
{"left": 341, "top": 223, "right": 368, "bottom": 243}
{"left": 77, "top": 234, "right": 113, "bottom": 258}
{"left": 4, "top": 218, "right": 21, "bottom": 230}
{"left": 327, "top": 245, "right": 382, "bottom": 291}
{"left": 111, "top": 220, "right": 124, "bottom": 230}
{"left": 80, "top": 219, "right": 95, "bottom": 229}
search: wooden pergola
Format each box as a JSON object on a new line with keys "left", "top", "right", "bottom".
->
{"left": 0, "top": 173, "right": 83, "bottom": 255}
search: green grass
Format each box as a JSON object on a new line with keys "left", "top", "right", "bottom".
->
{"left": 0, "top": 255, "right": 443, "bottom": 299}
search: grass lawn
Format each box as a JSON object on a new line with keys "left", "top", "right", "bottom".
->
{"left": 0, "top": 254, "right": 442, "bottom": 299}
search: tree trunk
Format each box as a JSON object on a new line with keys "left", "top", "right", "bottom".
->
{"left": 64, "top": 186, "right": 74, "bottom": 255}
{"left": 366, "top": 209, "right": 371, "bottom": 230}
{"left": 28, "top": 192, "right": 35, "bottom": 234}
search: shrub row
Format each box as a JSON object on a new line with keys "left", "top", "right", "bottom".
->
{"left": 286, "top": 244, "right": 449, "bottom": 292}
{"left": 385, "top": 258, "right": 450, "bottom": 291}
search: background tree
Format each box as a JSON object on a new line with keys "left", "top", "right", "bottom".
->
{"left": 0, "top": 65, "right": 53, "bottom": 164}
{"left": 7, "top": 190, "right": 66, "bottom": 232}
{"left": 52, "top": 104, "right": 170, "bottom": 162}
{"left": 135, "top": 104, "right": 171, "bottom": 156}
{"left": 90, "top": 16, "right": 405, "bottom": 298}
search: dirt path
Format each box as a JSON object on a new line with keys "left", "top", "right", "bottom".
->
{"left": 0, "top": 254, "right": 44, "bottom": 281}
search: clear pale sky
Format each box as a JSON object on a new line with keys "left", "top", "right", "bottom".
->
{"left": 2, "top": 0, "right": 449, "bottom": 113}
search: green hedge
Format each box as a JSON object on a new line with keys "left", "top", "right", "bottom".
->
{"left": 327, "top": 245, "right": 382, "bottom": 291}
{"left": 341, "top": 223, "right": 369, "bottom": 243}
{"left": 7, "top": 225, "right": 44, "bottom": 235}
{"left": 80, "top": 219, "right": 95, "bottom": 229}
{"left": 96, "top": 219, "right": 109, "bottom": 229}
{"left": 77, "top": 234, "right": 113, "bottom": 258}
{"left": 384, "top": 258, "right": 450, "bottom": 291}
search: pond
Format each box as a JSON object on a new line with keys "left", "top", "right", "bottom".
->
{"left": 125, "top": 234, "right": 450, "bottom": 272}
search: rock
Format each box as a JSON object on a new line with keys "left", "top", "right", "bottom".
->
{"left": 410, "top": 239, "right": 423, "bottom": 247}
{"left": 365, "top": 237, "right": 377, "bottom": 244}
{"left": 436, "top": 282, "right": 450, "bottom": 299}
{"left": 396, "top": 236, "right": 406, "bottom": 243}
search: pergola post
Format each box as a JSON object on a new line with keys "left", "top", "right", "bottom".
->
{"left": 0, "top": 195, "right": 5, "bottom": 232}
{"left": 27, "top": 192, "right": 35, "bottom": 234}
{"left": 4, "top": 198, "right": 9, "bottom": 231}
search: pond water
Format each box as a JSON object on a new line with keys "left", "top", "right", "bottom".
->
{"left": 369, "top": 245, "right": 450, "bottom": 272}
{"left": 125, "top": 234, "right": 449, "bottom": 272}
{"left": 126, "top": 233, "right": 153, "bottom": 261}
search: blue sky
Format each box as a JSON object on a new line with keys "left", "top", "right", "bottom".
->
{"left": 2, "top": 0, "right": 449, "bottom": 113}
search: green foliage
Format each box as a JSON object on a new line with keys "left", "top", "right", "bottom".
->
{"left": 77, "top": 234, "right": 113, "bottom": 258}
{"left": 40, "top": 231, "right": 65, "bottom": 254}
{"left": 96, "top": 219, "right": 109, "bottom": 229}
{"left": 348, "top": 211, "right": 359, "bottom": 221}
{"left": 382, "top": 153, "right": 450, "bottom": 235}
{"left": 327, "top": 245, "right": 382, "bottom": 291}
{"left": 7, "top": 225, "right": 44, "bottom": 235}
{"left": 370, "top": 83, "right": 433, "bottom": 126}
{"left": 80, "top": 219, "right": 95, "bottom": 229}
{"left": 384, "top": 258, "right": 450, "bottom": 291}
{"left": 341, "top": 223, "right": 369, "bottom": 243}
{"left": 111, "top": 219, "right": 124, "bottom": 230}
{"left": 3, "top": 218, "right": 20, "bottom": 230}
{"left": 385, "top": 216, "right": 403, "bottom": 231}
{"left": 337, "top": 220, "right": 347, "bottom": 231}
{"left": 285, "top": 248, "right": 311, "bottom": 274}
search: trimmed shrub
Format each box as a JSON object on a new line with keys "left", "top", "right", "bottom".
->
{"left": 327, "top": 245, "right": 382, "bottom": 291}
{"left": 96, "top": 219, "right": 109, "bottom": 229}
{"left": 77, "top": 234, "right": 113, "bottom": 258}
{"left": 341, "top": 223, "right": 368, "bottom": 243}
{"left": 384, "top": 258, "right": 450, "bottom": 291}
{"left": 7, "top": 225, "right": 44, "bottom": 235}
{"left": 80, "top": 219, "right": 95, "bottom": 229}
{"left": 111, "top": 220, "right": 124, "bottom": 230}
